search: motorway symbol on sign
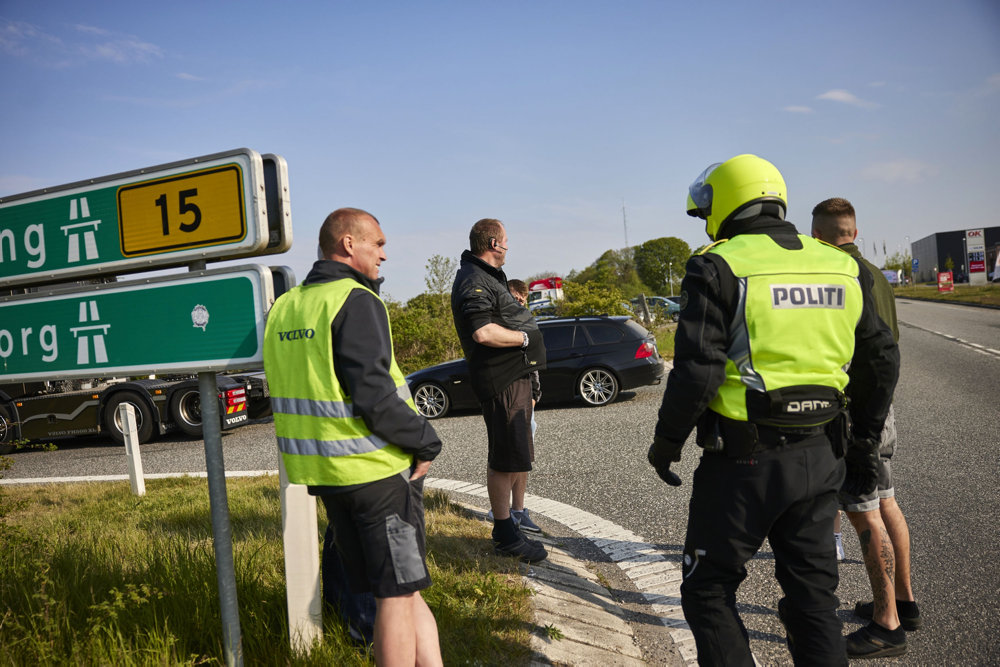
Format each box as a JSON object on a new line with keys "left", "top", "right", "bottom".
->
{"left": 0, "top": 148, "right": 270, "bottom": 288}
{"left": 0, "top": 265, "right": 273, "bottom": 382}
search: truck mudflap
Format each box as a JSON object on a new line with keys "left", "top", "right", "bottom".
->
{"left": 220, "top": 385, "right": 248, "bottom": 430}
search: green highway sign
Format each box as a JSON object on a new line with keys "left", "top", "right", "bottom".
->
{"left": 0, "top": 265, "right": 273, "bottom": 382}
{"left": 0, "top": 149, "right": 272, "bottom": 288}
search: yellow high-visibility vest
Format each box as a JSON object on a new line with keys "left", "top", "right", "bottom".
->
{"left": 706, "top": 234, "right": 862, "bottom": 424}
{"left": 263, "top": 278, "right": 413, "bottom": 486}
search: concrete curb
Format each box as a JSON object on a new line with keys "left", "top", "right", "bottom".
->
{"left": 426, "top": 478, "right": 697, "bottom": 665}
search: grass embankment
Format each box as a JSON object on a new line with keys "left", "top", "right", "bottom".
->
{"left": 895, "top": 282, "right": 1000, "bottom": 307}
{"left": 0, "top": 477, "right": 533, "bottom": 666}
{"left": 654, "top": 323, "right": 676, "bottom": 362}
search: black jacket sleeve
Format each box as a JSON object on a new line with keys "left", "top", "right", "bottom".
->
{"left": 332, "top": 289, "right": 442, "bottom": 461}
{"left": 845, "top": 259, "right": 900, "bottom": 443}
{"left": 653, "top": 255, "right": 730, "bottom": 444}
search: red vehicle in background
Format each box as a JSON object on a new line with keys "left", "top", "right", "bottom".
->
{"left": 527, "top": 277, "right": 564, "bottom": 314}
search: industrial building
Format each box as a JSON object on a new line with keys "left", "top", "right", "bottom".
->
{"left": 911, "top": 226, "right": 1000, "bottom": 284}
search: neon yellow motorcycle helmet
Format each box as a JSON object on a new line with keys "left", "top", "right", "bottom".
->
{"left": 686, "top": 154, "right": 787, "bottom": 240}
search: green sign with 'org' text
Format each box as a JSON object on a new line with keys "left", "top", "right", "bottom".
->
{"left": 0, "top": 265, "right": 272, "bottom": 382}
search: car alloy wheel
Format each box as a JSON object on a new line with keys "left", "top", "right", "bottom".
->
{"left": 414, "top": 383, "right": 450, "bottom": 419}
{"left": 579, "top": 368, "right": 619, "bottom": 406}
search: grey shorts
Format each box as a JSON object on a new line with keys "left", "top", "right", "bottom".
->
{"left": 839, "top": 404, "right": 897, "bottom": 513}
{"left": 320, "top": 471, "right": 431, "bottom": 598}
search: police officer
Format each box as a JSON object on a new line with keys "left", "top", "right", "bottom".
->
{"left": 264, "top": 208, "right": 443, "bottom": 666}
{"left": 647, "top": 155, "right": 899, "bottom": 665}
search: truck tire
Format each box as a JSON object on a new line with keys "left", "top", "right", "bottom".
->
{"left": 104, "top": 391, "right": 155, "bottom": 445}
{"left": 0, "top": 403, "right": 15, "bottom": 455}
{"left": 170, "top": 386, "right": 204, "bottom": 437}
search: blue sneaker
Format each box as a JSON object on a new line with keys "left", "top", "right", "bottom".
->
{"left": 512, "top": 508, "right": 541, "bottom": 533}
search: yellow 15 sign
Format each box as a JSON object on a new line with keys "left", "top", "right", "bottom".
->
{"left": 117, "top": 164, "right": 246, "bottom": 257}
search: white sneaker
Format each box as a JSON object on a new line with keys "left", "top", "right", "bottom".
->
{"left": 834, "top": 532, "right": 845, "bottom": 561}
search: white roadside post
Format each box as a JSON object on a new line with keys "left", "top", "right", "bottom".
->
{"left": 278, "top": 456, "right": 323, "bottom": 652}
{"left": 120, "top": 402, "right": 145, "bottom": 496}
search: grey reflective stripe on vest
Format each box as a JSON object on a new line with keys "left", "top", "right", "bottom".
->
{"left": 727, "top": 277, "right": 765, "bottom": 392}
{"left": 272, "top": 396, "right": 354, "bottom": 419}
{"left": 273, "top": 388, "right": 410, "bottom": 418}
{"left": 277, "top": 432, "right": 391, "bottom": 457}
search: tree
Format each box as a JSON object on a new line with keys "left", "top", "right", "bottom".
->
{"left": 554, "top": 282, "right": 629, "bottom": 317}
{"left": 944, "top": 255, "right": 954, "bottom": 272}
{"left": 386, "top": 293, "right": 462, "bottom": 375}
{"left": 424, "top": 254, "right": 458, "bottom": 295}
{"left": 567, "top": 248, "right": 650, "bottom": 299}
{"left": 634, "top": 237, "right": 691, "bottom": 295}
{"left": 883, "top": 250, "right": 913, "bottom": 282}
{"left": 385, "top": 254, "right": 462, "bottom": 374}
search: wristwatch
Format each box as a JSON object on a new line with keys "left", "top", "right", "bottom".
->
{"left": 520, "top": 331, "right": 529, "bottom": 348}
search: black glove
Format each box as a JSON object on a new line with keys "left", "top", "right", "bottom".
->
{"left": 842, "top": 437, "right": 879, "bottom": 497}
{"left": 648, "top": 435, "right": 684, "bottom": 487}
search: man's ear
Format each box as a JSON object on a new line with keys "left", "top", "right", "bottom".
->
{"left": 852, "top": 228, "right": 858, "bottom": 241}
{"left": 341, "top": 234, "right": 355, "bottom": 256}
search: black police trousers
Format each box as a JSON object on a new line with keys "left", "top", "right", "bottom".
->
{"left": 680, "top": 434, "right": 847, "bottom": 666}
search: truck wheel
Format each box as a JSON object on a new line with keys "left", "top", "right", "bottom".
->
{"left": 0, "top": 403, "right": 15, "bottom": 455}
{"left": 104, "top": 391, "right": 155, "bottom": 445}
{"left": 170, "top": 387, "right": 204, "bottom": 437}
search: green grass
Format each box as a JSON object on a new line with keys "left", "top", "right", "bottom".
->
{"left": 895, "top": 282, "right": 1000, "bottom": 306}
{"left": 654, "top": 323, "right": 676, "bottom": 362}
{"left": 0, "top": 477, "right": 533, "bottom": 666}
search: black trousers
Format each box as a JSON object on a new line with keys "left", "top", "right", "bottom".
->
{"left": 680, "top": 435, "right": 847, "bottom": 666}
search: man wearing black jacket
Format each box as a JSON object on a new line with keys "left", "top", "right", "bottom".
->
{"left": 451, "top": 218, "right": 548, "bottom": 563}
{"left": 646, "top": 156, "right": 899, "bottom": 665}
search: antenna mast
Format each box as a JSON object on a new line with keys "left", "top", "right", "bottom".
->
{"left": 622, "top": 198, "right": 629, "bottom": 248}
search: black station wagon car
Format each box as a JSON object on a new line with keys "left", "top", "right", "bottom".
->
{"left": 406, "top": 316, "right": 664, "bottom": 418}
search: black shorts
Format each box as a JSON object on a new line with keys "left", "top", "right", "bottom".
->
{"left": 482, "top": 376, "right": 534, "bottom": 473}
{"left": 320, "top": 471, "right": 431, "bottom": 599}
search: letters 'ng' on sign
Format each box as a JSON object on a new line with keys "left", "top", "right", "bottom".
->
{"left": 0, "top": 148, "right": 277, "bottom": 288}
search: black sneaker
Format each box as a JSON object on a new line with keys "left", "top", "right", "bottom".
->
{"left": 854, "top": 600, "right": 922, "bottom": 631}
{"left": 845, "top": 622, "right": 907, "bottom": 659}
{"left": 512, "top": 508, "right": 542, "bottom": 533}
{"left": 494, "top": 535, "right": 548, "bottom": 563}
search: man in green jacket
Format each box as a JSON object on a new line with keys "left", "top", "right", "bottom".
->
{"left": 813, "top": 197, "right": 920, "bottom": 659}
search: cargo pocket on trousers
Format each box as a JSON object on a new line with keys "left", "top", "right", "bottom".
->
{"left": 385, "top": 513, "right": 426, "bottom": 585}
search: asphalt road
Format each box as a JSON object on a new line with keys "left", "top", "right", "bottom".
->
{"left": 5, "top": 299, "right": 999, "bottom": 665}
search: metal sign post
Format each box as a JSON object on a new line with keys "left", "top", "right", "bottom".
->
{"left": 199, "top": 371, "right": 243, "bottom": 667}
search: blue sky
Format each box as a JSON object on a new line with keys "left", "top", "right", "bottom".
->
{"left": 2, "top": 1, "right": 998, "bottom": 301}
